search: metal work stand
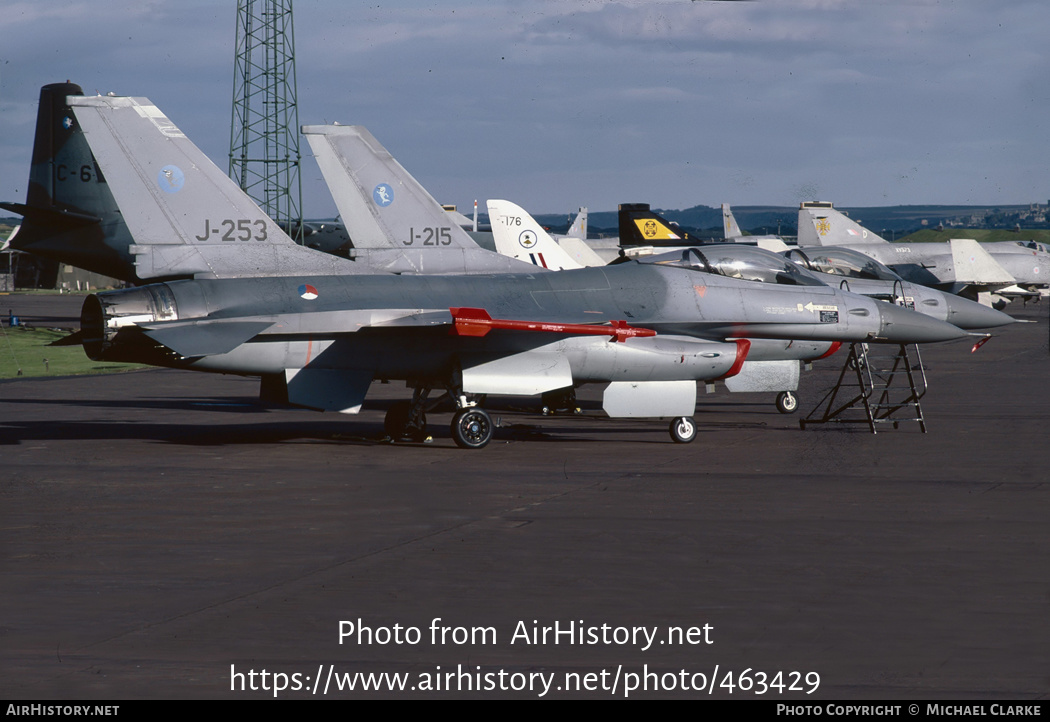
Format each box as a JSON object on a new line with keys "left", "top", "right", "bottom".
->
{"left": 799, "top": 343, "right": 927, "bottom": 434}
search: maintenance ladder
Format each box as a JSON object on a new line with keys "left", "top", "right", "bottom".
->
{"left": 799, "top": 342, "right": 928, "bottom": 434}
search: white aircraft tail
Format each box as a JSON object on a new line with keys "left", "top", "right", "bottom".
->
{"left": 722, "top": 203, "right": 744, "bottom": 240}
{"left": 69, "top": 95, "right": 356, "bottom": 280}
{"left": 302, "top": 125, "right": 534, "bottom": 274}
{"left": 564, "top": 207, "right": 588, "bottom": 240}
{"left": 948, "top": 238, "right": 1015, "bottom": 285}
{"left": 487, "top": 199, "right": 587, "bottom": 270}
{"left": 798, "top": 202, "right": 886, "bottom": 247}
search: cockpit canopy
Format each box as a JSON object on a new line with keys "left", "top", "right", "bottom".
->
{"left": 644, "top": 245, "right": 826, "bottom": 287}
{"left": 1016, "top": 240, "right": 1050, "bottom": 254}
{"left": 785, "top": 247, "right": 901, "bottom": 282}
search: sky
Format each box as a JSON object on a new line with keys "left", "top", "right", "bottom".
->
{"left": 1, "top": 0, "right": 1047, "bottom": 219}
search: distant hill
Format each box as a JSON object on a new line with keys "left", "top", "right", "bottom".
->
{"left": 532, "top": 203, "right": 1049, "bottom": 240}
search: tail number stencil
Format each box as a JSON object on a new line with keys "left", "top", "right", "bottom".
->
{"left": 195, "top": 219, "right": 268, "bottom": 242}
{"left": 405, "top": 227, "right": 453, "bottom": 246}
{"left": 57, "top": 162, "right": 105, "bottom": 183}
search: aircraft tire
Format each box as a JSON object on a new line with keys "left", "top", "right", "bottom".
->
{"left": 669, "top": 416, "right": 697, "bottom": 444}
{"left": 776, "top": 391, "right": 799, "bottom": 414}
{"left": 451, "top": 408, "right": 493, "bottom": 449}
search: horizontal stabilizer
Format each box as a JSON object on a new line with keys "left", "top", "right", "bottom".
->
{"left": 449, "top": 307, "right": 656, "bottom": 342}
{"left": 140, "top": 319, "right": 274, "bottom": 358}
{"left": 49, "top": 329, "right": 90, "bottom": 347}
{"left": 0, "top": 202, "right": 100, "bottom": 228}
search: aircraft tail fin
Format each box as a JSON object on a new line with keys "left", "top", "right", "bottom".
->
{"left": 302, "top": 125, "right": 533, "bottom": 274}
{"left": 487, "top": 199, "right": 586, "bottom": 270}
{"left": 565, "top": 207, "right": 588, "bottom": 240}
{"left": 948, "top": 238, "right": 1016, "bottom": 286}
{"left": 0, "top": 83, "right": 144, "bottom": 280}
{"left": 722, "top": 203, "right": 744, "bottom": 240}
{"left": 797, "top": 201, "right": 886, "bottom": 247}
{"left": 618, "top": 203, "right": 700, "bottom": 247}
{"left": 68, "top": 95, "right": 355, "bottom": 280}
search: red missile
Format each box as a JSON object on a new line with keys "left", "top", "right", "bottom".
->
{"left": 449, "top": 307, "right": 657, "bottom": 343}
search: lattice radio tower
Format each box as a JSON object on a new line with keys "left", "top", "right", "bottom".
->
{"left": 229, "top": 0, "right": 304, "bottom": 243}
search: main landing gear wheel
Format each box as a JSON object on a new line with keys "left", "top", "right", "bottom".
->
{"left": 669, "top": 416, "right": 697, "bottom": 444}
{"left": 384, "top": 401, "right": 428, "bottom": 442}
{"left": 775, "top": 390, "right": 799, "bottom": 414}
{"left": 451, "top": 408, "right": 493, "bottom": 449}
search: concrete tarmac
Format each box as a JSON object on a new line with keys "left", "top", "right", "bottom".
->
{"left": 1, "top": 296, "right": 1047, "bottom": 699}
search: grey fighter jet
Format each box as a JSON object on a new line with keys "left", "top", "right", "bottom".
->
{"left": 299, "top": 131, "right": 984, "bottom": 414}
{"left": 798, "top": 202, "right": 1050, "bottom": 307}
{"left": 63, "top": 94, "right": 967, "bottom": 448}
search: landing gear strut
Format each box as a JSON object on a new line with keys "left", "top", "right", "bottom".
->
{"left": 541, "top": 387, "right": 581, "bottom": 416}
{"left": 384, "top": 386, "right": 432, "bottom": 443}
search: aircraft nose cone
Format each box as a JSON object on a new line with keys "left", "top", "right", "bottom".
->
{"left": 876, "top": 301, "right": 967, "bottom": 343}
{"left": 943, "top": 295, "right": 1016, "bottom": 329}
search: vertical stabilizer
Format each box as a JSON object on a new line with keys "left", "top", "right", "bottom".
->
{"left": 948, "top": 238, "right": 1016, "bottom": 285}
{"left": 302, "top": 125, "right": 534, "bottom": 274}
{"left": 488, "top": 199, "right": 587, "bottom": 270}
{"left": 69, "top": 95, "right": 358, "bottom": 279}
{"left": 618, "top": 203, "right": 700, "bottom": 247}
{"left": 798, "top": 201, "right": 887, "bottom": 247}
{"left": 722, "top": 203, "right": 743, "bottom": 240}
{"left": 0, "top": 83, "right": 141, "bottom": 281}
{"left": 564, "top": 207, "right": 588, "bottom": 240}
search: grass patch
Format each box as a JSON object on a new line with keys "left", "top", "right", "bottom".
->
{"left": 0, "top": 326, "right": 144, "bottom": 379}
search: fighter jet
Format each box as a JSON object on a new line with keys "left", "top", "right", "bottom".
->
{"left": 304, "top": 136, "right": 1002, "bottom": 419}
{"left": 622, "top": 204, "right": 1012, "bottom": 330}
{"left": 798, "top": 201, "right": 1050, "bottom": 307}
{"left": 721, "top": 203, "right": 786, "bottom": 250}
{"left": 618, "top": 203, "right": 1014, "bottom": 411}
{"left": 60, "top": 93, "right": 969, "bottom": 448}
{"left": 305, "top": 142, "right": 866, "bottom": 416}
